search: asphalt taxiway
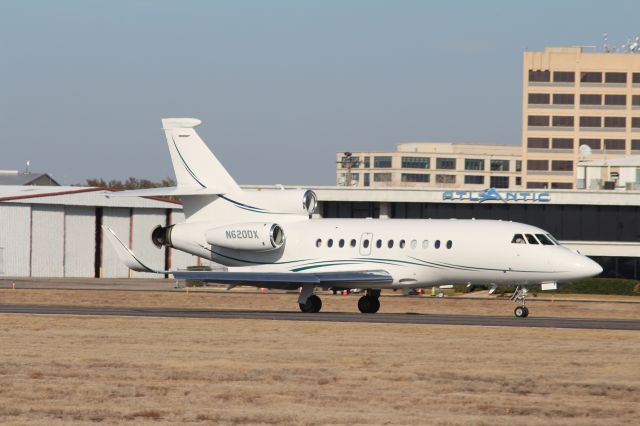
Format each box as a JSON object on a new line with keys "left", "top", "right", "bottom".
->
{"left": 0, "top": 304, "right": 638, "bottom": 330}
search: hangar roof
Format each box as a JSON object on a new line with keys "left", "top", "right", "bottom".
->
{"left": 0, "top": 186, "right": 182, "bottom": 209}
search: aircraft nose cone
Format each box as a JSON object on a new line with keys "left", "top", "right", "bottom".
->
{"left": 575, "top": 256, "right": 603, "bottom": 278}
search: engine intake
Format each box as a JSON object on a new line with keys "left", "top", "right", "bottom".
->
{"left": 152, "top": 225, "right": 174, "bottom": 248}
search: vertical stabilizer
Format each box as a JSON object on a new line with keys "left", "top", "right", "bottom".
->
{"left": 162, "top": 118, "right": 241, "bottom": 193}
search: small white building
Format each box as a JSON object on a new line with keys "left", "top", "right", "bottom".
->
{"left": 0, "top": 186, "right": 208, "bottom": 278}
{"left": 577, "top": 156, "right": 640, "bottom": 190}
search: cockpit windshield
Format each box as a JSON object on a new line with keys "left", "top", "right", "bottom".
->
{"left": 511, "top": 233, "right": 561, "bottom": 245}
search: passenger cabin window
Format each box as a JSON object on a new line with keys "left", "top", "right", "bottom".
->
{"left": 511, "top": 234, "right": 526, "bottom": 244}
{"left": 388, "top": 240, "right": 394, "bottom": 249}
{"left": 525, "top": 234, "right": 539, "bottom": 245}
{"left": 399, "top": 239, "right": 406, "bottom": 249}
{"left": 363, "top": 239, "right": 370, "bottom": 249}
{"left": 435, "top": 240, "right": 441, "bottom": 249}
{"left": 376, "top": 239, "right": 382, "bottom": 248}
{"left": 316, "top": 239, "right": 322, "bottom": 247}
{"left": 410, "top": 240, "right": 417, "bottom": 249}
{"left": 446, "top": 240, "right": 452, "bottom": 249}
{"left": 350, "top": 239, "right": 357, "bottom": 248}
{"left": 327, "top": 239, "right": 334, "bottom": 248}
{"left": 339, "top": 239, "right": 345, "bottom": 248}
{"left": 536, "top": 234, "right": 554, "bottom": 245}
{"left": 422, "top": 240, "right": 429, "bottom": 249}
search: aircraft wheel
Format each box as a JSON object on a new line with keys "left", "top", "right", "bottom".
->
{"left": 358, "top": 296, "right": 380, "bottom": 314}
{"left": 514, "top": 306, "right": 529, "bottom": 318}
{"left": 299, "top": 295, "right": 322, "bottom": 313}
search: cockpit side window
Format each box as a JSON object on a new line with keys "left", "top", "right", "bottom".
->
{"left": 511, "top": 234, "right": 526, "bottom": 244}
{"left": 525, "top": 234, "right": 539, "bottom": 245}
{"left": 535, "top": 234, "right": 554, "bottom": 245}
{"left": 546, "top": 234, "right": 560, "bottom": 245}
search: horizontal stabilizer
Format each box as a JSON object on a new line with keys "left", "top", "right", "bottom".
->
{"left": 106, "top": 186, "right": 228, "bottom": 198}
{"left": 102, "top": 226, "right": 166, "bottom": 274}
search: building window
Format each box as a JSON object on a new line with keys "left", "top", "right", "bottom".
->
{"left": 528, "top": 115, "right": 549, "bottom": 126}
{"left": 364, "top": 156, "right": 370, "bottom": 168}
{"left": 552, "top": 116, "right": 574, "bottom": 127}
{"left": 401, "top": 156, "right": 429, "bottom": 169}
{"left": 631, "top": 140, "right": 640, "bottom": 150}
{"left": 515, "top": 176, "right": 522, "bottom": 185}
{"left": 436, "top": 158, "right": 456, "bottom": 169}
{"left": 580, "top": 72, "right": 602, "bottom": 83}
{"left": 551, "top": 160, "right": 573, "bottom": 171}
{"left": 633, "top": 95, "right": 640, "bottom": 106}
{"left": 490, "top": 159, "right": 509, "bottom": 171}
{"left": 551, "top": 182, "right": 573, "bottom": 189}
{"left": 490, "top": 176, "right": 509, "bottom": 188}
{"left": 604, "top": 139, "right": 625, "bottom": 150}
{"left": 634, "top": 73, "right": 640, "bottom": 84}
{"left": 580, "top": 94, "right": 602, "bottom": 105}
{"left": 516, "top": 160, "right": 522, "bottom": 172}
{"left": 373, "top": 172, "right": 392, "bottom": 182}
{"left": 633, "top": 117, "right": 640, "bottom": 128}
{"left": 580, "top": 116, "right": 601, "bottom": 127}
{"left": 552, "top": 138, "right": 573, "bottom": 149}
{"left": 553, "top": 94, "right": 574, "bottom": 105}
{"left": 363, "top": 173, "right": 370, "bottom": 187}
{"left": 553, "top": 71, "right": 575, "bottom": 82}
{"left": 464, "top": 175, "right": 484, "bottom": 185}
{"left": 529, "top": 70, "right": 550, "bottom": 82}
{"left": 604, "top": 117, "right": 625, "bottom": 128}
{"left": 529, "top": 93, "right": 550, "bottom": 104}
{"left": 436, "top": 174, "right": 456, "bottom": 184}
{"left": 527, "top": 137, "right": 549, "bottom": 149}
{"left": 605, "top": 94, "right": 626, "bottom": 106}
{"left": 605, "top": 72, "right": 627, "bottom": 84}
{"left": 373, "top": 156, "right": 392, "bottom": 168}
{"left": 579, "top": 138, "right": 601, "bottom": 150}
{"left": 464, "top": 159, "right": 485, "bottom": 170}
{"left": 527, "top": 160, "right": 549, "bottom": 171}
{"left": 401, "top": 173, "right": 430, "bottom": 183}
{"left": 527, "top": 182, "right": 548, "bottom": 189}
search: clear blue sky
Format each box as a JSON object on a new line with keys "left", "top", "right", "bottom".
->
{"left": 1, "top": 0, "right": 639, "bottom": 186}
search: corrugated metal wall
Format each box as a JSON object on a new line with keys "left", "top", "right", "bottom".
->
{"left": 64, "top": 206, "right": 95, "bottom": 277}
{"left": 130, "top": 208, "right": 166, "bottom": 278}
{"left": 0, "top": 204, "right": 30, "bottom": 276}
{"left": 31, "top": 205, "right": 64, "bottom": 277}
{"left": 101, "top": 207, "right": 131, "bottom": 278}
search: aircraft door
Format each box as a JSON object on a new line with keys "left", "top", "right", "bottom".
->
{"left": 359, "top": 232, "right": 373, "bottom": 256}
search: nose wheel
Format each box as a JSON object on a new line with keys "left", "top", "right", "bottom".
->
{"left": 511, "top": 286, "right": 530, "bottom": 318}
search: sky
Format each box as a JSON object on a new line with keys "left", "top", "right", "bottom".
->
{"left": 1, "top": 0, "right": 640, "bottom": 186}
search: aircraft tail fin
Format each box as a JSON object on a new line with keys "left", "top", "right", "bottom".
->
{"left": 161, "top": 118, "right": 241, "bottom": 194}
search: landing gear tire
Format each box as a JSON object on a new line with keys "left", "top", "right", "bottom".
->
{"left": 358, "top": 296, "right": 380, "bottom": 314}
{"left": 514, "top": 306, "right": 529, "bottom": 318}
{"left": 299, "top": 295, "right": 322, "bottom": 313}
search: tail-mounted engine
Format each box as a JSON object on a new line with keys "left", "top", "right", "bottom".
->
{"left": 205, "top": 222, "right": 285, "bottom": 251}
{"left": 152, "top": 225, "right": 174, "bottom": 248}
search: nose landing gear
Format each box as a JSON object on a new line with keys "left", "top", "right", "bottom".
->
{"left": 511, "top": 286, "right": 530, "bottom": 318}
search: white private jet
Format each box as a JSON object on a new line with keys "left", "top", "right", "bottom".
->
{"left": 105, "top": 118, "right": 602, "bottom": 317}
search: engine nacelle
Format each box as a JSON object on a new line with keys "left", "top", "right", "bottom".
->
{"left": 205, "top": 222, "right": 285, "bottom": 251}
{"left": 152, "top": 225, "right": 174, "bottom": 248}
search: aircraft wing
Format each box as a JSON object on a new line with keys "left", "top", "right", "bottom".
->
{"left": 172, "top": 270, "right": 393, "bottom": 290}
{"left": 103, "top": 226, "right": 393, "bottom": 289}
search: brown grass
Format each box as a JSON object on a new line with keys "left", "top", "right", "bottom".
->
{"left": 1, "top": 288, "right": 639, "bottom": 319}
{"left": 0, "top": 313, "right": 638, "bottom": 425}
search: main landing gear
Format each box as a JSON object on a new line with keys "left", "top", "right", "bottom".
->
{"left": 511, "top": 286, "right": 529, "bottom": 318}
{"left": 358, "top": 290, "right": 381, "bottom": 314}
{"left": 298, "top": 284, "right": 322, "bottom": 313}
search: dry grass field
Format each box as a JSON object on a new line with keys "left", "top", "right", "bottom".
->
{"left": 0, "top": 314, "right": 638, "bottom": 425}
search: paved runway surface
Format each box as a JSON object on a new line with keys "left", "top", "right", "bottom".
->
{"left": 1, "top": 304, "right": 638, "bottom": 330}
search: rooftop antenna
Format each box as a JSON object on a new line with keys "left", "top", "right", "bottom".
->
{"left": 579, "top": 144, "right": 592, "bottom": 159}
{"left": 603, "top": 33, "right": 610, "bottom": 52}
{"left": 24, "top": 160, "right": 30, "bottom": 175}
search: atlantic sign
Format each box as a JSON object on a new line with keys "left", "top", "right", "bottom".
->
{"left": 442, "top": 188, "right": 551, "bottom": 203}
